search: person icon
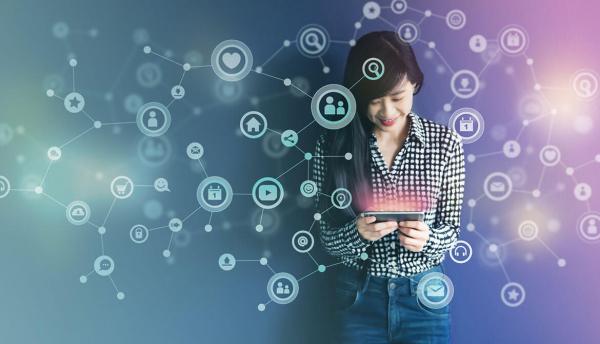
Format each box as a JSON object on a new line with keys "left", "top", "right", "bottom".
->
{"left": 336, "top": 100, "right": 346, "bottom": 115}
{"left": 579, "top": 186, "right": 588, "bottom": 197}
{"left": 284, "top": 285, "right": 290, "bottom": 295}
{"left": 276, "top": 281, "right": 285, "bottom": 294}
{"left": 475, "top": 37, "right": 482, "bottom": 48}
{"left": 324, "top": 96, "right": 336, "bottom": 115}
{"left": 403, "top": 27, "right": 413, "bottom": 40}
{"left": 587, "top": 218, "right": 597, "bottom": 235}
{"left": 508, "top": 143, "right": 515, "bottom": 153}
{"left": 147, "top": 110, "right": 158, "bottom": 128}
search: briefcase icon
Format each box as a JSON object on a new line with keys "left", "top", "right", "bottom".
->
{"left": 489, "top": 181, "right": 506, "bottom": 193}
{"left": 207, "top": 185, "right": 223, "bottom": 201}
{"left": 425, "top": 282, "right": 446, "bottom": 298}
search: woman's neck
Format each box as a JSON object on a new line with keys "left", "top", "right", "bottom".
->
{"left": 374, "top": 115, "right": 410, "bottom": 144}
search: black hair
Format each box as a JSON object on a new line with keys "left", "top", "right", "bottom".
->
{"left": 320, "top": 31, "right": 424, "bottom": 224}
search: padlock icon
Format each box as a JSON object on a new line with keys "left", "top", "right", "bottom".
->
{"left": 135, "top": 226, "right": 144, "bottom": 239}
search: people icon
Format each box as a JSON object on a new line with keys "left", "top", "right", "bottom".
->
{"left": 336, "top": 101, "right": 346, "bottom": 115}
{"left": 147, "top": 110, "right": 158, "bottom": 128}
{"left": 403, "top": 27, "right": 413, "bottom": 40}
{"left": 324, "top": 96, "right": 336, "bottom": 115}
{"left": 276, "top": 281, "right": 291, "bottom": 295}
{"left": 587, "top": 218, "right": 598, "bottom": 235}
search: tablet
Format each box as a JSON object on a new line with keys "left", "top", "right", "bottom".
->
{"left": 360, "top": 211, "right": 424, "bottom": 223}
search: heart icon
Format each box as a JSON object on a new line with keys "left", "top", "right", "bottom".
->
{"left": 543, "top": 149, "right": 557, "bottom": 161}
{"left": 221, "top": 52, "right": 241, "bottom": 69}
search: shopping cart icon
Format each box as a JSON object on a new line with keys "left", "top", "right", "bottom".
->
{"left": 115, "top": 182, "right": 130, "bottom": 195}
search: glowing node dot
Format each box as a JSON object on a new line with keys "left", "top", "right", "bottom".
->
{"left": 314, "top": 213, "right": 322, "bottom": 221}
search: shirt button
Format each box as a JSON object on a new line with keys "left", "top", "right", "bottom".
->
{"left": 389, "top": 282, "right": 396, "bottom": 290}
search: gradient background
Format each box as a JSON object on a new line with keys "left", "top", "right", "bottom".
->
{"left": 0, "top": 0, "right": 598, "bottom": 343}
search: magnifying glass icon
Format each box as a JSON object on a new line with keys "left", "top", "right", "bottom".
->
{"left": 362, "top": 57, "right": 385, "bottom": 80}
{"left": 579, "top": 79, "right": 592, "bottom": 96}
{"left": 305, "top": 32, "right": 324, "bottom": 50}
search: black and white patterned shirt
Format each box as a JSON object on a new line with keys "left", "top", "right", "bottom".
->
{"left": 312, "top": 112, "right": 465, "bottom": 277}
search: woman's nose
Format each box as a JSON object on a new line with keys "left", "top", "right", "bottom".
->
{"left": 382, "top": 99, "right": 396, "bottom": 116}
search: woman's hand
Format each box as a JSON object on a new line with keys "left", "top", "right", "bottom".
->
{"left": 398, "top": 221, "right": 430, "bottom": 252}
{"left": 357, "top": 216, "right": 398, "bottom": 242}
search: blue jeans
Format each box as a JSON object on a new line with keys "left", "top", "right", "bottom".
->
{"left": 334, "top": 265, "right": 450, "bottom": 344}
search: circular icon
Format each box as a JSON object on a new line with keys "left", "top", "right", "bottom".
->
{"left": 252, "top": 177, "right": 284, "bottom": 209}
{"left": 331, "top": 188, "right": 352, "bottom": 209}
{"left": 267, "top": 272, "right": 299, "bottom": 304}
{"left": 450, "top": 70, "right": 480, "bottom": 99}
{"left": 571, "top": 69, "right": 599, "bottom": 100}
{"left": 503, "top": 140, "right": 521, "bottom": 158}
{"left": 211, "top": 40, "right": 253, "bottom": 82}
{"left": 484, "top": 172, "right": 513, "bottom": 201}
{"left": 518, "top": 220, "right": 539, "bottom": 241}
{"left": 136, "top": 102, "right": 171, "bottom": 137}
{"left": 240, "top": 111, "right": 268, "bottom": 139}
{"left": 417, "top": 272, "right": 454, "bottom": 309}
{"left": 446, "top": 9, "right": 466, "bottom": 30}
{"left": 362, "top": 57, "right": 385, "bottom": 80}
{"left": 130, "top": 224, "right": 149, "bottom": 244}
{"left": 539, "top": 145, "right": 561, "bottom": 166}
{"left": 47, "top": 146, "right": 62, "bottom": 161}
{"left": 501, "top": 282, "right": 525, "bottom": 307}
{"left": 311, "top": 84, "right": 356, "bottom": 130}
{"left": 170, "top": 85, "right": 185, "bottom": 99}
{"left": 390, "top": 0, "right": 408, "bottom": 14}
{"left": 469, "top": 34, "right": 487, "bottom": 53}
{"left": 186, "top": 142, "right": 204, "bottom": 160}
{"left": 574, "top": 182, "right": 592, "bottom": 202}
{"left": 169, "top": 218, "right": 183, "bottom": 232}
{"left": 263, "top": 132, "right": 289, "bottom": 158}
{"left": 0, "top": 175, "right": 10, "bottom": 198}
{"left": 137, "top": 136, "right": 172, "bottom": 167}
{"left": 297, "top": 24, "right": 330, "bottom": 58}
{"left": 153, "top": 177, "right": 170, "bottom": 192}
{"left": 63, "top": 92, "right": 85, "bottom": 113}
{"left": 292, "top": 230, "right": 315, "bottom": 253}
{"left": 498, "top": 25, "right": 529, "bottom": 55}
{"left": 110, "top": 176, "right": 134, "bottom": 199}
{"left": 300, "top": 180, "right": 317, "bottom": 197}
{"left": 66, "top": 200, "right": 91, "bottom": 225}
{"left": 136, "top": 62, "right": 162, "bottom": 88}
{"left": 449, "top": 107, "right": 484, "bottom": 144}
{"left": 397, "top": 21, "right": 420, "bottom": 44}
{"left": 280, "top": 129, "right": 298, "bottom": 147}
{"left": 363, "top": 1, "right": 381, "bottom": 20}
{"left": 577, "top": 212, "right": 600, "bottom": 243}
{"left": 124, "top": 94, "right": 143, "bottom": 114}
{"left": 197, "top": 176, "right": 233, "bottom": 212}
{"left": 93, "top": 255, "right": 115, "bottom": 277}
{"left": 449, "top": 240, "right": 472, "bottom": 264}
{"left": 218, "top": 253, "right": 236, "bottom": 271}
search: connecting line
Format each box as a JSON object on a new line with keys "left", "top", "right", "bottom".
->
{"left": 108, "top": 275, "right": 122, "bottom": 294}
{"left": 208, "top": 212, "right": 214, "bottom": 225}
{"left": 150, "top": 50, "right": 183, "bottom": 67}
{"left": 253, "top": 70, "right": 284, "bottom": 82}
{"left": 260, "top": 44, "right": 286, "bottom": 68}
{"left": 166, "top": 98, "right": 176, "bottom": 108}
{"left": 349, "top": 75, "right": 365, "bottom": 90}
{"left": 297, "top": 269, "right": 319, "bottom": 282}
{"left": 306, "top": 252, "right": 320, "bottom": 267}
{"left": 499, "top": 238, "right": 522, "bottom": 247}
{"left": 297, "top": 120, "right": 315, "bottom": 134}
{"left": 536, "top": 166, "right": 547, "bottom": 190}
{"left": 109, "top": 44, "right": 138, "bottom": 92}
{"left": 100, "top": 234, "right": 105, "bottom": 254}
{"left": 41, "top": 192, "right": 68, "bottom": 208}
{"left": 266, "top": 128, "right": 282, "bottom": 135}
{"left": 377, "top": 16, "right": 397, "bottom": 29}
{"left": 59, "top": 127, "right": 94, "bottom": 149}
{"left": 275, "top": 158, "right": 306, "bottom": 180}
{"left": 308, "top": 220, "right": 317, "bottom": 233}
{"left": 191, "top": 64, "right": 212, "bottom": 69}
{"left": 39, "top": 161, "right": 54, "bottom": 187}
{"left": 430, "top": 45, "right": 455, "bottom": 75}
{"left": 81, "top": 109, "right": 96, "bottom": 123}
{"left": 259, "top": 208, "right": 265, "bottom": 225}
{"left": 102, "top": 197, "right": 118, "bottom": 227}
{"left": 71, "top": 63, "right": 76, "bottom": 92}
{"left": 148, "top": 225, "right": 169, "bottom": 232}
{"left": 321, "top": 205, "right": 335, "bottom": 215}
{"left": 166, "top": 231, "right": 175, "bottom": 251}
{"left": 292, "top": 145, "right": 306, "bottom": 155}
{"left": 478, "top": 50, "right": 500, "bottom": 78}
{"left": 317, "top": 56, "right": 327, "bottom": 69}
{"left": 493, "top": 251, "right": 512, "bottom": 283}
{"left": 290, "top": 84, "right": 313, "bottom": 99}
{"left": 182, "top": 205, "right": 203, "bottom": 223}
{"left": 474, "top": 151, "right": 503, "bottom": 159}
{"left": 352, "top": 16, "right": 366, "bottom": 40}
{"left": 102, "top": 121, "right": 136, "bottom": 126}
{"left": 196, "top": 159, "right": 209, "bottom": 178}
{"left": 178, "top": 70, "right": 187, "bottom": 86}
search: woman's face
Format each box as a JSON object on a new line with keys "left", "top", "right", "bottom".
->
{"left": 366, "top": 79, "right": 415, "bottom": 132}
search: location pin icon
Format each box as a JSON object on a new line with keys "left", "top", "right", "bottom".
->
{"left": 336, "top": 193, "right": 346, "bottom": 207}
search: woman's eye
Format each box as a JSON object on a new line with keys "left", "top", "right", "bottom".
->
{"left": 370, "top": 100, "right": 382, "bottom": 105}
{"left": 392, "top": 98, "right": 402, "bottom": 102}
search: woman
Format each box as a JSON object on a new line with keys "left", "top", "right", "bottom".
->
{"left": 312, "top": 31, "right": 465, "bottom": 343}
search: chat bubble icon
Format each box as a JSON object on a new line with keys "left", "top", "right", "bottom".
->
{"left": 154, "top": 177, "right": 170, "bottom": 192}
{"left": 100, "top": 259, "right": 112, "bottom": 270}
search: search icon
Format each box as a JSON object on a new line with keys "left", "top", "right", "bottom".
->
{"left": 362, "top": 57, "right": 385, "bottom": 80}
{"left": 297, "top": 24, "right": 330, "bottom": 58}
{"left": 154, "top": 177, "right": 170, "bottom": 192}
{"left": 305, "top": 32, "right": 324, "bottom": 50}
{"left": 571, "top": 70, "right": 598, "bottom": 99}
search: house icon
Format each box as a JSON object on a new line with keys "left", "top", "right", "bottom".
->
{"left": 245, "top": 116, "right": 262, "bottom": 133}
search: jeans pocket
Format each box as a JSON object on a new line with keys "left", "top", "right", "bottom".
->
{"left": 334, "top": 267, "right": 362, "bottom": 312}
{"left": 416, "top": 298, "right": 450, "bottom": 318}
{"left": 334, "top": 287, "right": 359, "bottom": 312}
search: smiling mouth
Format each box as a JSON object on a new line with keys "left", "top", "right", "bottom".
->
{"left": 378, "top": 117, "right": 399, "bottom": 126}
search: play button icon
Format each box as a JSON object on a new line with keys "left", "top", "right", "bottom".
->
{"left": 258, "top": 185, "right": 278, "bottom": 201}
{"left": 252, "top": 177, "right": 284, "bottom": 209}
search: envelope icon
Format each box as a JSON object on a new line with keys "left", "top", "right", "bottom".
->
{"left": 425, "top": 282, "right": 446, "bottom": 298}
{"left": 191, "top": 146, "right": 201, "bottom": 154}
{"left": 489, "top": 181, "right": 506, "bottom": 193}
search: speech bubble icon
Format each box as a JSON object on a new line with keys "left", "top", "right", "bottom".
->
{"left": 100, "top": 259, "right": 111, "bottom": 270}
{"left": 154, "top": 177, "right": 170, "bottom": 192}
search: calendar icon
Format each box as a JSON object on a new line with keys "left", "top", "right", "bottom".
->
{"left": 459, "top": 116, "right": 474, "bottom": 132}
{"left": 207, "top": 185, "right": 223, "bottom": 201}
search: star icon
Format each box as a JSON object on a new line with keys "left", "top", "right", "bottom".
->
{"left": 69, "top": 96, "right": 81, "bottom": 109}
{"left": 507, "top": 288, "right": 520, "bottom": 301}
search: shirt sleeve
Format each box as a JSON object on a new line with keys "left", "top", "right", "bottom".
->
{"left": 312, "top": 136, "right": 370, "bottom": 259}
{"left": 422, "top": 131, "right": 465, "bottom": 259}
